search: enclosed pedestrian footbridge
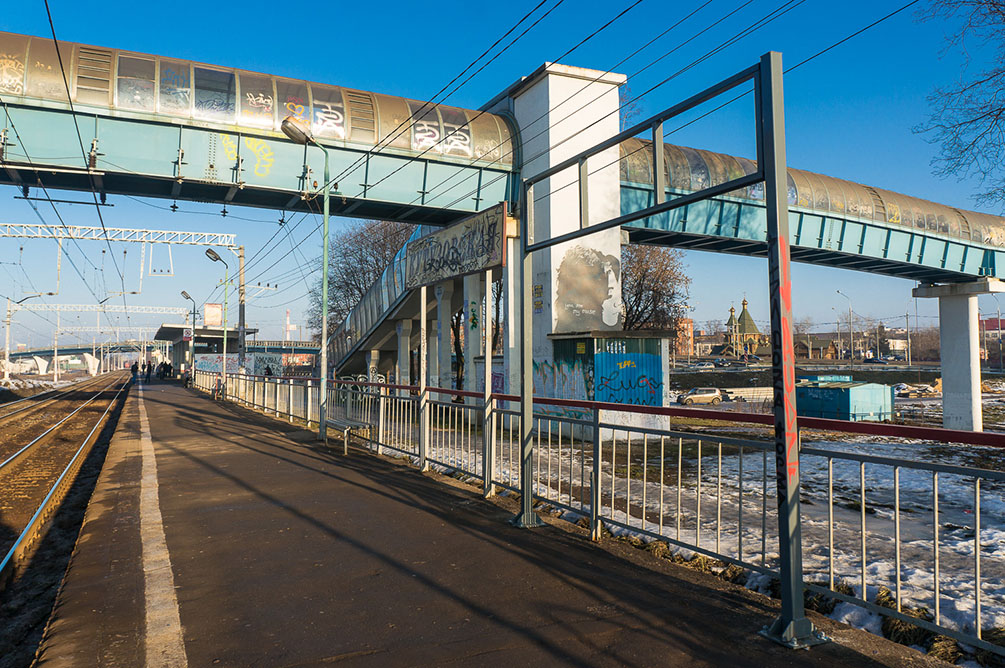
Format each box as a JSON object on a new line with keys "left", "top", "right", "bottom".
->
{"left": 0, "top": 31, "right": 516, "bottom": 224}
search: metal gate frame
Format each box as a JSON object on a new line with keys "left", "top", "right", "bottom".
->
{"left": 513, "top": 51, "right": 827, "bottom": 649}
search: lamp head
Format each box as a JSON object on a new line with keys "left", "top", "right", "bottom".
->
{"left": 181, "top": 290, "right": 192, "bottom": 301}
{"left": 281, "top": 116, "right": 313, "bottom": 145}
{"left": 205, "top": 248, "right": 222, "bottom": 263}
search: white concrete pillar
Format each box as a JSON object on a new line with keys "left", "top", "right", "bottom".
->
{"left": 463, "top": 274, "right": 483, "bottom": 395}
{"left": 486, "top": 63, "right": 625, "bottom": 400}
{"left": 503, "top": 235, "right": 521, "bottom": 396}
{"left": 914, "top": 278, "right": 1004, "bottom": 432}
{"left": 938, "top": 294, "right": 982, "bottom": 431}
{"left": 368, "top": 349, "right": 380, "bottom": 382}
{"left": 428, "top": 329, "right": 439, "bottom": 382}
{"left": 396, "top": 320, "right": 412, "bottom": 393}
{"left": 435, "top": 282, "right": 454, "bottom": 389}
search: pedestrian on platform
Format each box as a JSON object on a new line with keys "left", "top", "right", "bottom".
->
{"left": 145, "top": 363, "right": 152, "bottom": 383}
{"left": 131, "top": 362, "right": 138, "bottom": 382}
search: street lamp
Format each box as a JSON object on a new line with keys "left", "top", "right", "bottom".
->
{"left": 282, "top": 114, "right": 332, "bottom": 441}
{"left": 206, "top": 249, "right": 229, "bottom": 397}
{"left": 836, "top": 290, "right": 853, "bottom": 363}
{"left": 181, "top": 290, "right": 197, "bottom": 375}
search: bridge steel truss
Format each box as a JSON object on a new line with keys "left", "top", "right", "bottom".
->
{"left": 10, "top": 303, "right": 187, "bottom": 315}
{"left": 513, "top": 52, "right": 823, "bottom": 649}
{"left": 0, "top": 223, "right": 236, "bottom": 247}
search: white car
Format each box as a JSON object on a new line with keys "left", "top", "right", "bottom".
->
{"left": 692, "top": 362, "right": 714, "bottom": 370}
{"left": 677, "top": 387, "right": 723, "bottom": 405}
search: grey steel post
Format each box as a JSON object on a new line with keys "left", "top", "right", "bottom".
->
{"left": 513, "top": 183, "right": 544, "bottom": 528}
{"left": 419, "top": 285, "right": 429, "bottom": 471}
{"left": 757, "top": 51, "right": 827, "bottom": 649}
{"left": 318, "top": 150, "right": 331, "bottom": 442}
{"left": 483, "top": 268, "right": 496, "bottom": 497}
{"left": 3, "top": 298, "right": 10, "bottom": 381}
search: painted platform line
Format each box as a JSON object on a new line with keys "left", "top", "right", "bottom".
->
{"left": 138, "top": 384, "right": 188, "bottom": 667}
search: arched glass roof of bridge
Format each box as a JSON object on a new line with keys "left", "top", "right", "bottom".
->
{"left": 620, "top": 138, "right": 1005, "bottom": 249}
{"left": 0, "top": 31, "right": 514, "bottom": 168}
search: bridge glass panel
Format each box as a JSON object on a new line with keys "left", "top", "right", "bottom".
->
{"left": 239, "top": 73, "right": 276, "bottom": 130}
{"left": 117, "top": 56, "right": 156, "bottom": 112}
{"left": 26, "top": 39, "right": 68, "bottom": 101}
{"left": 790, "top": 170, "right": 812, "bottom": 208}
{"left": 372, "top": 93, "right": 411, "bottom": 151}
{"left": 193, "top": 67, "right": 236, "bottom": 123}
{"left": 439, "top": 107, "right": 473, "bottom": 158}
{"left": 468, "top": 112, "right": 502, "bottom": 164}
{"left": 276, "top": 79, "right": 310, "bottom": 127}
{"left": 665, "top": 145, "right": 690, "bottom": 191}
{"left": 408, "top": 100, "right": 441, "bottom": 153}
{"left": 678, "top": 146, "right": 708, "bottom": 191}
{"left": 310, "top": 84, "right": 347, "bottom": 140}
{"left": 0, "top": 34, "right": 28, "bottom": 96}
{"left": 159, "top": 59, "right": 192, "bottom": 116}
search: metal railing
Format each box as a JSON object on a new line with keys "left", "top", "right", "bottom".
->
{"left": 191, "top": 370, "right": 1005, "bottom": 657}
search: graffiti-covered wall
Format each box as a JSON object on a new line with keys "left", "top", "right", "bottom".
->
{"left": 594, "top": 338, "right": 663, "bottom": 406}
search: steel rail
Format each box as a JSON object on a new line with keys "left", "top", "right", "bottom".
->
{"left": 0, "top": 376, "right": 121, "bottom": 473}
{"left": 0, "top": 376, "right": 128, "bottom": 589}
{"left": 0, "top": 374, "right": 114, "bottom": 422}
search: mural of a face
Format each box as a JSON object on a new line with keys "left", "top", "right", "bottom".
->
{"left": 554, "top": 246, "right": 623, "bottom": 332}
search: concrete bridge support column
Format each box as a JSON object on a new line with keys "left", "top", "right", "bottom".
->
{"left": 463, "top": 274, "right": 483, "bottom": 397}
{"left": 368, "top": 350, "right": 380, "bottom": 381}
{"left": 914, "top": 279, "right": 1005, "bottom": 431}
{"left": 395, "top": 320, "right": 412, "bottom": 396}
{"left": 428, "top": 330, "right": 439, "bottom": 383}
{"left": 503, "top": 236, "right": 521, "bottom": 397}
{"left": 436, "top": 283, "right": 454, "bottom": 390}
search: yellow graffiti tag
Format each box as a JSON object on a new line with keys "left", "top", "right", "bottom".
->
{"left": 244, "top": 138, "right": 274, "bottom": 177}
{"left": 617, "top": 360, "right": 636, "bottom": 369}
{"left": 220, "top": 134, "right": 238, "bottom": 162}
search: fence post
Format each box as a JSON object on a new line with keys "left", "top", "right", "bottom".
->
{"left": 377, "top": 385, "right": 386, "bottom": 456}
{"left": 757, "top": 51, "right": 826, "bottom": 649}
{"left": 307, "top": 380, "right": 314, "bottom": 428}
{"left": 590, "top": 408, "right": 601, "bottom": 541}
{"left": 482, "top": 395, "right": 495, "bottom": 497}
{"left": 419, "top": 285, "right": 429, "bottom": 471}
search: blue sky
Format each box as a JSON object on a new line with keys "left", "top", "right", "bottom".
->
{"left": 2, "top": 0, "right": 1002, "bottom": 347}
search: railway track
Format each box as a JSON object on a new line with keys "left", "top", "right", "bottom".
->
{"left": 0, "top": 371, "right": 129, "bottom": 587}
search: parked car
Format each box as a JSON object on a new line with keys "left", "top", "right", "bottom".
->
{"left": 864, "top": 357, "right": 888, "bottom": 365}
{"left": 677, "top": 387, "right": 723, "bottom": 405}
{"left": 692, "top": 362, "right": 714, "bottom": 369}
{"left": 713, "top": 358, "right": 730, "bottom": 367}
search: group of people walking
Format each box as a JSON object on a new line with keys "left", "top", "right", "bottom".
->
{"left": 129, "top": 361, "right": 175, "bottom": 383}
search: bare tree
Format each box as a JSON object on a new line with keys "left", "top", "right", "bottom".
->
{"left": 792, "top": 316, "right": 815, "bottom": 336}
{"left": 620, "top": 244, "right": 691, "bottom": 331}
{"left": 307, "top": 220, "right": 413, "bottom": 336}
{"left": 703, "top": 319, "right": 725, "bottom": 338}
{"left": 917, "top": 1, "right": 1005, "bottom": 205}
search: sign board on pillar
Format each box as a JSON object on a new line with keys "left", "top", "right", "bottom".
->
{"left": 404, "top": 202, "right": 514, "bottom": 290}
{"left": 204, "top": 303, "right": 222, "bottom": 327}
{"left": 182, "top": 328, "right": 193, "bottom": 342}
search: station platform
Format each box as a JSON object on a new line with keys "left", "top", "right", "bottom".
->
{"left": 34, "top": 381, "right": 942, "bottom": 667}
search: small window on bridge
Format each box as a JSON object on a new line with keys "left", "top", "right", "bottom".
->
{"left": 311, "top": 85, "right": 346, "bottom": 140}
{"left": 439, "top": 107, "right": 472, "bottom": 158}
{"left": 276, "top": 79, "right": 310, "bottom": 127}
{"left": 26, "top": 38, "right": 70, "bottom": 101}
{"left": 0, "top": 33, "right": 28, "bottom": 96}
{"left": 117, "top": 56, "right": 155, "bottom": 112}
{"left": 239, "top": 73, "right": 275, "bottom": 129}
{"left": 193, "top": 67, "right": 235, "bottom": 122}
{"left": 408, "top": 101, "right": 441, "bottom": 153}
{"left": 159, "top": 59, "right": 191, "bottom": 116}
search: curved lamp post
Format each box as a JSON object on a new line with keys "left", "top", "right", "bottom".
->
{"left": 282, "top": 115, "right": 332, "bottom": 441}
{"left": 206, "top": 249, "right": 229, "bottom": 396}
{"left": 181, "top": 290, "right": 197, "bottom": 374}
